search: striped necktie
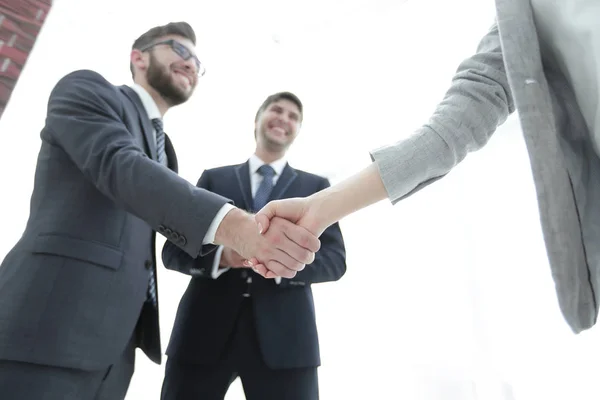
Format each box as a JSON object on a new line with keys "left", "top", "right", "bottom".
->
{"left": 146, "top": 119, "right": 166, "bottom": 307}
{"left": 151, "top": 118, "right": 167, "bottom": 166}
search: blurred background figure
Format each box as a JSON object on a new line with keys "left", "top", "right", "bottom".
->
{"left": 161, "top": 91, "right": 346, "bottom": 400}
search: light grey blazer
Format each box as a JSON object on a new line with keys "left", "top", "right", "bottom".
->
{"left": 370, "top": 0, "right": 600, "bottom": 334}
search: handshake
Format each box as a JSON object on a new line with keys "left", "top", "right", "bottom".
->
{"left": 214, "top": 193, "right": 332, "bottom": 280}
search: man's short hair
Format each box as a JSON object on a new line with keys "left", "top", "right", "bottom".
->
{"left": 130, "top": 22, "right": 196, "bottom": 78}
{"left": 254, "top": 92, "right": 303, "bottom": 122}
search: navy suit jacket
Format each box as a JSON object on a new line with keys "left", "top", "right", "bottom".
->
{"left": 0, "top": 70, "right": 231, "bottom": 371}
{"left": 163, "top": 161, "right": 346, "bottom": 369}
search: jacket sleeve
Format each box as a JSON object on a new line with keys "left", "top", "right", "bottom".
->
{"left": 162, "top": 170, "right": 225, "bottom": 278}
{"left": 43, "top": 69, "right": 232, "bottom": 258}
{"left": 370, "top": 23, "right": 515, "bottom": 203}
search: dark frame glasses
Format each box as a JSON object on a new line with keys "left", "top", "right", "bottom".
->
{"left": 139, "top": 39, "right": 206, "bottom": 76}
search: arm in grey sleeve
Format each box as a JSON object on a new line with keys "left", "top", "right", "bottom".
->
{"left": 370, "top": 23, "right": 515, "bottom": 203}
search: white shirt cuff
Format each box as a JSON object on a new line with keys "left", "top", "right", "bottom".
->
{"left": 211, "top": 245, "right": 230, "bottom": 279}
{"left": 202, "top": 203, "right": 281, "bottom": 284}
{"left": 202, "top": 203, "right": 236, "bottom": 244}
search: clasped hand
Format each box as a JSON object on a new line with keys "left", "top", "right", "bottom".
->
{"left": 243, "top": 197, "right": 328, "bottom": 279}
{"left": 220, "top": 196, "right": 328, "bottom": 279}
{"left": 226, "top": 215, "right": 319, "bottom": 279}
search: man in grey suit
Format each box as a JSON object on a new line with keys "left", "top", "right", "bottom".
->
{"left": 255, "top": 0, "right": 600, "bottom": 337}
{"left": 0, "top": 22, "right": 319, "bottom": 400}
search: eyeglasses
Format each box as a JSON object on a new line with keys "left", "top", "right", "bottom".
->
{"left": 139, "top": 39, "right": 206, "bottom": 76}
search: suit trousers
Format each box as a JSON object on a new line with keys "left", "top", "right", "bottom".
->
{"left": 0, "top": 330, "right": 136, "bottom": 400}
{"left": 161, "top": 298, "right": 319, "bottom": 400}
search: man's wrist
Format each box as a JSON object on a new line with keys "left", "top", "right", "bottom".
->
{"left": 213, "top": 208, "right": 257, "bottom": 257}
{"left": 219, "top": 247, "right": 230, "bottom": 267}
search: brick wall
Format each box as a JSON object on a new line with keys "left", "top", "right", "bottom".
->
{"left": 0, "top": 0, "right": 52, "bottom": 120}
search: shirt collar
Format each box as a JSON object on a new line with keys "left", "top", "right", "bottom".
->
{"left": 130, "top": 83, "right": 162, "bottom": 121}
{"left": 249, "top": 153, "right": 287, "bottom": 176}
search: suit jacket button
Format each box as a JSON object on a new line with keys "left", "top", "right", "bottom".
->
{"left": 158, "top": 225, "right": 166, "bottom": 234}
{"left": 178, "top": 236, "right": 187, "bottom": 246}
{"left": 144, "top": 260, "right": 152, "bottom": 270}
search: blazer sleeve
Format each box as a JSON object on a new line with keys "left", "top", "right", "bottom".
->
{"left": 370, "top": 22, "right": 515, "bottom": 203}
{"left": 279, "top": 177, "right": 347, "bottom": 288}
{"left": 162, "top": 170, "right": 224, "bottom": 278}
{"left": 43, "top": 69, "right": 231, "bottom": 258}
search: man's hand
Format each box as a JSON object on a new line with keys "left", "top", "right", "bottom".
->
{"left": 249, "top": 217, "right": 320, "bottom": 278}
{"left": 219, "top": 247, "right": 247, "bottom": 268}
{"left": 249, "top": 197, "right": 330, "bottom": 279}
{"left": 213, "top": 208, "right": 320, "bottom": 279}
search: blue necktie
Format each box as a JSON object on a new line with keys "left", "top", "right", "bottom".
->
{"left": 151, "top": 118, "right": 167, "bottom": 166}
{"left": 253, "top": 164, "right": 276, "bottom": 212}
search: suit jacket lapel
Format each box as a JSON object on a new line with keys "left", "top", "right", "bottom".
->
{"left": 119, "top": 86, "right": 158, "bottom": 161}
{"left": 164, "top": 135, "right": 178, "bottom": 173}
{"left": 270, "top": 163, "right": 297, "bottom": 200}
{"left": 235, "top": 162, "right": 253, "bottom": 211}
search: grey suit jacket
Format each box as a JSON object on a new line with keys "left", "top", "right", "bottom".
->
{"left": 370, "top": 0, "right": 600, "bottom": 334}
{"left": 0, "top": 70, "right": 231, "bottom": 370}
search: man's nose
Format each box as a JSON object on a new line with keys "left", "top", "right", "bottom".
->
{"left": 277, "top": 115, "right": 290, "bottom": 126}
{"left": 181, "top": 58, "right": 197, "bottom": 75}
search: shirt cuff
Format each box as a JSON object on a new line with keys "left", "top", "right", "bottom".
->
{"left": 202, "top": 203, "right": 236, "bottom": 244}
{"left": 275, "top": 276, "right": 282, "bottom": 284}
{"left": 211, "top": 245, "right": 230, "bottom": 279}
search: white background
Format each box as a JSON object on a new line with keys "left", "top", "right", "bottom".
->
{"left": 2, "top": 0, "right": 600, "bottom": 398}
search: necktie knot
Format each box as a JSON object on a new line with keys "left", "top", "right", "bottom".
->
{"left": 257, "top": 164, "right": 275, "bottom": 178}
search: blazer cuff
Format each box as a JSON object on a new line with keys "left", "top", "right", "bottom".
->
{"left": 369, "top": 128, "right": 454, "bottom": 204}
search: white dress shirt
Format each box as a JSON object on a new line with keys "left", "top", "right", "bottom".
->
{"left": 531, "top": 1, "right": 600, "bottom": 155}
{"left": 211, "top": 154, "right": 287, "bottom": 283}
{"left": 130, "top": 84, "right": 234, "bottom": 245}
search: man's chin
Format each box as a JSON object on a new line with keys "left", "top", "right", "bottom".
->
{"left": 266, "top": 133, "right": 289, "bottom": 144}
{"left": 163, "top": 89, "right": 193, "bottom": 107}
{"left": 266, "top": 140, "right": 289, "bottom": 152}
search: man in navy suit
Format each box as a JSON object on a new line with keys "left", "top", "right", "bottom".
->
{"left": 0, "top": 24, "right": 319, "bottom": 400}
{"left": 161, "top": 92, "right": 347, "bottom": 400}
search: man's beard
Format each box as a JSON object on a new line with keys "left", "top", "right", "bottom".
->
{"left": 146, "top": 54, "right": 192, "bottom": 107}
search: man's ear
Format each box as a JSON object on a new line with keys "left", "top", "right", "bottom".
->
{"left": 130, "top": 49, "right": 148, "bottom": 74}
{"left": 254, "top": 119, "right": 260, "bottom": 139}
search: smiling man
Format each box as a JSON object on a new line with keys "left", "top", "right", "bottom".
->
{"left": 161, "top": 92, "right": 347, "bottom": 400}
{"left": 0, "top": 23, "right": 319, "bottom": 400}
